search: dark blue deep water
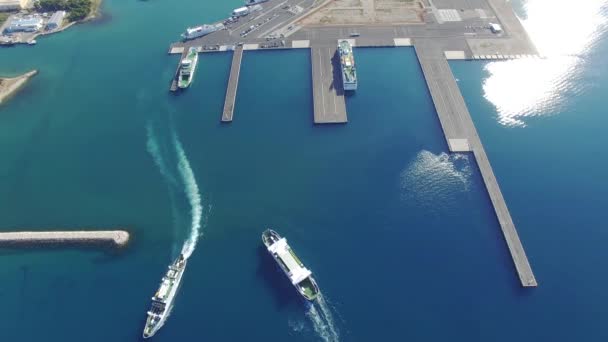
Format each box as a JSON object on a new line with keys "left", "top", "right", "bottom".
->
{"left": 1, "top": 0, "right": 607, "bottom": 341}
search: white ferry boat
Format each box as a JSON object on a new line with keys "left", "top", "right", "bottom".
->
{"left": 262, "top": 229, "right": 320, "bottom": 301}
{"left": 338, "top": 40, "right": 357, "bottom": 91}
{"left": 181, "top": 23, "right": 225, "bottom": 40}
{"left": 142, "top": 254, "right": 188, "bottom": 339}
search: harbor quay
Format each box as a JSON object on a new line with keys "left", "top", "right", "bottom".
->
{"left": 222, "top": 44, "right": 244, "bottom": 122}
{"left": 167, "top": 0, "right": 538, "bottom": 287}
{"left": 0, "top": 230, "right": 130, "bottom": 248}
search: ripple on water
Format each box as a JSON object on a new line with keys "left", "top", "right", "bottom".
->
{"left": 400, "top": 151, "right": 472, "bottom": 210}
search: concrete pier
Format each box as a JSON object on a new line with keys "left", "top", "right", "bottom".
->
{"left": 0, "top": 230, "right": 130, "bottom": 248}
{"left": 170, "top": 50, "right": 188, "bottom": 92}
{"left": 415, "top": 40, "right": 537, "bottom": 287}
{"left": 222, "top": 45, "right": 244, "bottom": 122}
{"left": 311, "top": 46, "right": 347, "bottom": 124}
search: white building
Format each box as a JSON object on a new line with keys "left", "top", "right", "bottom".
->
{"left": 46, "top": 11, "right": 66, "bottom": 30}
{"left": 0, "top": 0, "right": 31, "bottom": 11}
{"left": 5, "top": 17, "right": 43, "bottom": 32}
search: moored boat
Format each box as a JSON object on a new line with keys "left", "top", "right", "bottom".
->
{"left": 338, "top": 40, "right": 357, "bottom": 91}
{"left": 142, "top": 254, "right": 188, "bottom": 339}
{"left": 178, "top": 47, "right": 198, "bottom": 89}
{"left": 262, "top": 229, "right": 320, "bottom": 301}
{"left": 181, "top": 23, "right": 225, "bottom": 40}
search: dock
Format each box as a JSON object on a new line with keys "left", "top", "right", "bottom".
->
{"left": 169, "top": 50, "right": 188, "bottom": 92}
{"left": 415, "top": 40, "right": 537, "bottom": 287}
{"left": 222, "top": 45, "right": 244, "bottom": 122}
{"left": 311, "top": 46, "right": 347, "bottom": 124}
{"left": 0, "top": 230, "right": 130, "bottom": 248}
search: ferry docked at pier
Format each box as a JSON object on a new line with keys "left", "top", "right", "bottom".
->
{"left": 178, "top": 47, "right": 198, "bottom": 89}
{"left": 181, "top": 23, "right": 225, "bottom": 40}
{"left": 142, "top": 254, "right": 188, "bottom": 339}
{"left": 262, "top": 229, "right": 320, "bottom": 301}
{"left": 338, "top": 40, "right": 357, "bottom": 91}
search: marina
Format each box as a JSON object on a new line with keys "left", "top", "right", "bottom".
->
{"left": 3, "top": 0, "right": 608, "bottom": 339}
{"left": 164, "top": 0, "right": 539, "bottom": 286}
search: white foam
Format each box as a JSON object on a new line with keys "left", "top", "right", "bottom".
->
{"left": 146, "top": 122, "right": 178, "bottom": 186}
{"left": 146, "top": 120, "right": 184, "bottom": 255}
{"left": 400, "top": 150, "right": 472, "bottom": 208}
{"left": 306, "top": 293, "right": 340, "bottom": 342}
{"left": 172, "top": 130, "right": 203, "bottom": 259}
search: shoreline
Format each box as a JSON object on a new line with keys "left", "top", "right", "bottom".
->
{"left": 0, "top": 0, "right": 103, "bottom": 45}
{"left": 0, "top": 70, "right": 38, "bottom": 105}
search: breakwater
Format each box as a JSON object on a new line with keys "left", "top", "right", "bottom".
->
{"left": 0, "top": 230, "right": 130, "bottom": 248}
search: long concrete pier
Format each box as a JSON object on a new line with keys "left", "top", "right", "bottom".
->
{"left": 311, "top": 46, "right": 347, "bottom": 124}
{"left": 0, "top": 230, "right": 130, "bottom": 248}
{"left": 170, "top": 50, "right": 188, "bottom": 92}
{"left": 415, "top": 40, "right": 537, "bottom": 287}
{"left": 222, "top": 45, "right": 244, "bottom": 122}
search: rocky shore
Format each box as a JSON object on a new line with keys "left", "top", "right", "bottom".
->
{"left": 0, "top": 70, "right": 38, "bottom": 105}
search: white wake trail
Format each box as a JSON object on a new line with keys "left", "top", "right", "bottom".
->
{"left": 306, "top": 293, "right": 340, "bottom": 342}
{"left": 146, "top": 120, "right": 186, "bottom": 255}
{"left": 172, "top": 132, "right": 203, "bottom": 259}
{"left": 146, "top": 122, "right": 178, "bottom": 186}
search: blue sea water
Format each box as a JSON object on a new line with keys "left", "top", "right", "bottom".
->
{"left": 1, "top": 0, "right": 607, "bottom": 341}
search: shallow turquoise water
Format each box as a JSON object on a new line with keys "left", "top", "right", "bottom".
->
{"left": 1, "top": 0, "right": 608, "bottom": 341}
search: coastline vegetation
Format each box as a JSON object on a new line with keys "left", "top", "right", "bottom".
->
{"left": 0, "top": 12, "right": 10, "bottom": 25}
{"left": 34, "top": 0, "right": 93, "bottom": 21}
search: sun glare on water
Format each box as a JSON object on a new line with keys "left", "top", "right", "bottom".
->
{"left": 482, "top": 0, "right": 608, "bottom": 126}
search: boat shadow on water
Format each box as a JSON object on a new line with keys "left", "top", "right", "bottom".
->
{"left": 255, "top": 245, "right": 307, "bottom": 310}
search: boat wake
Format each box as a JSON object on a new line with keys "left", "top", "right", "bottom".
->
{"left": 400, "top": 150, "right": 472, "bottom": 210}
{"left": 145, "top": 113, "right": 205, "bottom": 260}
{"left": 306, "top": 293, "right": 340, "bottom": 342}
{"left": 172, "top": 130, "right": 203, "bottom": 259}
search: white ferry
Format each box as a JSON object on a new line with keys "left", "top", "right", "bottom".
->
{"left": 338, "top": 40, "right": 358, "bottom": 91}
{"left": 181, "top": 23, "right": 225, "bottom": 40}
{"left": 142, "top": 254, "right": 188, "bottom": 339}
{"left": 262, "top": 229, "right": 320, "bottom": 301}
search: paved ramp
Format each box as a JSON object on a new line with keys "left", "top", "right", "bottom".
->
{"left": 222, "top": 46, "right": 244, "bottom": 122}
{"left": 311, "top": 46, "right": 347, "bottom": 124}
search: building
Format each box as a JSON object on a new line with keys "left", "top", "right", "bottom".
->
{"left": 232, "top": 6, "right": 249, "bottom": 17}
{"left": 5, "top": 17, "right": 43, "bottom": 33}
{"left": 0, "top": 0, "right": 30, "bottom": 11}
{"left": 46, "top": 11, "right": 66, "bottom": 30}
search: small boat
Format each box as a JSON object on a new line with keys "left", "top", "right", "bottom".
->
{"left": 27, "top": 40, "right": 37, "bottom": 45}
{"left": 262, "top": 229, "right": 320, "bottom": 301}
{"left": 142, "top": 254, "right": 188, "bottom": 339}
